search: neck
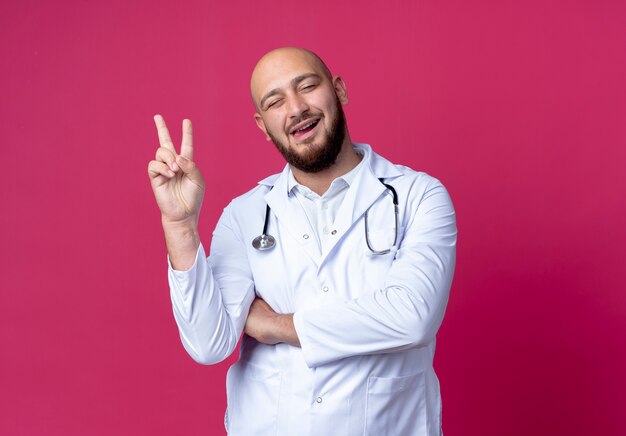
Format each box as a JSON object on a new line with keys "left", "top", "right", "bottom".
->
{"left": 291, "top": 137, "right": 361, "bottom": 196}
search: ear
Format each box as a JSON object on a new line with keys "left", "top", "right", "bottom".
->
{"left": 254, "top": 113, "right": 272, "bottom": 141}
{"left": 332, "top": 76, "right": 349, "bottom": 105}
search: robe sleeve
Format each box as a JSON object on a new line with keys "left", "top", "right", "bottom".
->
{"left": 293, "top": 178, "right": 456, "bottom": 368}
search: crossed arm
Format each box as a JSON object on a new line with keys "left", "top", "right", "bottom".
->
{"left": 244, "top": 182, "right": 456, "bottom": 363}
{"left": 169, "top": 177, "right": 455, "bottom": 367}
{"left": 150, "top": 116, "right": 455, "bottom": 367}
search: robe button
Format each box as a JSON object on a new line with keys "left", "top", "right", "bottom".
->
{"left": 331, "top": 230, "right": 337, "bottom": 235}
{"left": 302, "top": 234, "right": 309, "bottom": 240}
{"left": 316, "top": 397, "right": 323, "bottom": 403}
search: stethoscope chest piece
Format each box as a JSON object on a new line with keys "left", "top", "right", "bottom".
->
{"left": 252, "top": 234, "right": 276, "bottom": 251}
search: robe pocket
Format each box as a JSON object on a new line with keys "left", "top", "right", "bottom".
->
{"left": 226, "top": 361, "right": 282, "bottom": 435}
{"left": 364, "top": 371, "right": 427, "bottom": 436}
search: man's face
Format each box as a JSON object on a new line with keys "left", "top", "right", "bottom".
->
{"left": 251, "top": 50, "right": 349, "bottom": 173}
{"left": 265, "top": 95, "right": 346, "bottom": 173}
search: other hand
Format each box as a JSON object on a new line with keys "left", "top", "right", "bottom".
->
{"left": 244, "top": 298, "right": 300, "bottom": 347}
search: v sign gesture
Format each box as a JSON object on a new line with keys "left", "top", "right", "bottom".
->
{"left": 148, "top": 115, "right": 205, "bottom": 269}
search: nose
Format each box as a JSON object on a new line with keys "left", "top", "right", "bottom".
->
{"left": 286, "top": 93, "right": 309, "bottom": 119}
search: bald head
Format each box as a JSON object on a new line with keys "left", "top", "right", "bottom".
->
{"left": 250, "top": 47, "right": 333, "bottom": 110}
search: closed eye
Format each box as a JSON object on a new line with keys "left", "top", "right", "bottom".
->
{"left": 267, "top": 99, "right": 283, "bottom": 109}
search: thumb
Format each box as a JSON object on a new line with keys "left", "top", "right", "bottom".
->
{"left": 176, "top": 155, "right": 204, "bottom": 186}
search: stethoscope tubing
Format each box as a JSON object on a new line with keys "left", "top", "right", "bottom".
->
{"left": 252, "top": 179, "right": 398, "bottom": 255}
{"left": 364, "top": 181, "right": 398, "bottom": 255}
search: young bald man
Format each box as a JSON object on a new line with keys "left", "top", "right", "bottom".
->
{"left": 148, "top": 47, "right": 456, "bottom": 435}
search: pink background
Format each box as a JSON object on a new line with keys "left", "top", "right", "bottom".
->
{"left": 2, "top": 1, "right": 625, "bottom": 435}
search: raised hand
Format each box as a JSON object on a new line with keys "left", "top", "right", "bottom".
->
{"left": 148, "top": 115, "right": 205, "bottom": 226}
{"left": 148, "top": 115, "right": 205, "bottom": 269}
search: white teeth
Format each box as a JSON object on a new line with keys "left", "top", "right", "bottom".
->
{"left": 295, "top": 120, "right": 317, "bottom": 133}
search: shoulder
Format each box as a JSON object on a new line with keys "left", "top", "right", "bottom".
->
{"left": 395, "top": 167, "right": 446, "bottom": 193}
{"left": 228, "top": 183, "right": 270, "bottom": 213}
{"left": 392, "top": 170, "right": 453, "bottom": 219}
{"left": 367, "top": 146, "right": 448, "bottom": 195}
{"left": 364, "top": 146, "right": 455, "bottom": 223}
{"left": 223, "top": 170, "right": 281, "bottom": 217}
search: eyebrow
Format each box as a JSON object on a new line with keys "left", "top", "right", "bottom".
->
{"left": 259, "top": 73, "right": 321, "bottom": 109}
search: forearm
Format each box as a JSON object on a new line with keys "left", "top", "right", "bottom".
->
{"left": 169, "top": 203, "right": 257, "bottom": 364}
{"left": 293, "top": 278, "right": 452, "bottom": 367}
{"left": 169, "top": 244, "right": 243, "bottom": 364}
{"left": 168, "top": 246, "right": 254, "bottom": 364}
{"left": 163, "top": 216, "right": 200, "bottom": 271}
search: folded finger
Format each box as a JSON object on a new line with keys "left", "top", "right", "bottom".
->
{"left": 176, "top": 155, "right": 205, "bottom": 190}
{"left": 154, "top": 114, "right": 176, "bottom": 152}
{"left": 155, "top": 146, "right": 178, "bottom": 171}
{"left": 148, "top": 160, "right": 175, "bottom": 179}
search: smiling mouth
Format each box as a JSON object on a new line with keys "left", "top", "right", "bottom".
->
{"left": 291, "top": 119, "right": 320, "bottom": 140}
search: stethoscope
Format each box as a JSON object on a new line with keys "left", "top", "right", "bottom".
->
{"left": 252, "top": 179, "right": 399, "bottom": 255}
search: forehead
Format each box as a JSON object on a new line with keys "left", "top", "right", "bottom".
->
{"left": 251, "top": 50, "right": 327, "bottom": 102}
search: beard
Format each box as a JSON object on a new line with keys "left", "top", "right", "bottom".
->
{"left": 267, "top": 102, "right": 347, "bottom": 173}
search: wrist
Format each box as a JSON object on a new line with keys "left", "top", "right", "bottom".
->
{"left": 161, "top": 214, "right": 198, "bottom": 230}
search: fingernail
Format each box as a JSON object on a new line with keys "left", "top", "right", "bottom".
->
{"left": 167, "top": 170, "right": 175, "bottom": 177}
{"left": 170, "top": 162, "right": 178, "bottom": 171}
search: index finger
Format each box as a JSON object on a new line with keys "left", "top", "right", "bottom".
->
{"left": 153, "top": 114, "right": 176, "bottom": 152}
{"left": 180, "top": 119, "right": 193, "bottom": 160}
